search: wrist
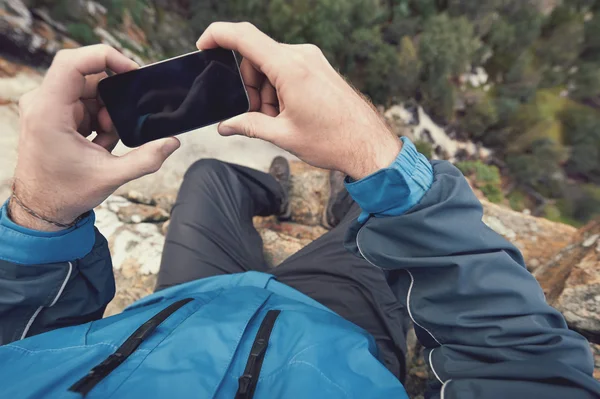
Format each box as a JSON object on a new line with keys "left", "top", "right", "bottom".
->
{"left": 7, "top": 198, "right": 67, "bottom": 232}
{"left": 346, "top": 135, "right": 403, "bottom": 181}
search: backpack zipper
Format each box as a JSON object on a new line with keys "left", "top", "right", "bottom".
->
{"left": 235, "top": 310, "right": 281, "bottom": 399}
{"left": 68, "top": 298, "right": 194, "bottom": 396}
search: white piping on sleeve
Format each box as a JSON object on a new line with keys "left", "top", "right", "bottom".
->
{"left": 429, "top": 348, "right": 445, "bottom": 384}
{"left": 356, "top": 229, "right": 442, "bottom": 346}
{"left": 49, "top": 261, "right": 72, "bottom": 307}
{"left": 440, "top": 379, "right": 452, "bottom": 399}
{"left": 20, "top": 306, "right": 43, "bottom": 340}
{"left": 20, "top": 261, "right": 73, "bottom": 340}
{"left": 406, "top": 270, "right": 442, "bottom": 346}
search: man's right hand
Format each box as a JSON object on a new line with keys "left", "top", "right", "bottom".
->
{"left": 196, "top": 22, "right": 402, "bottom": 181}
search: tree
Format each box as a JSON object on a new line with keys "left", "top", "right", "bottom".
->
{"left": 419, "top": 13, "right": 479, "bottom": 79}
{"left": 560, "top": 106, "right": 600, "bottom": 180}
{"left": 395, "top": 36, "right": 421, "bottom": 100}
{"left": 461, "top": 95, "right": 499, "bottom": 139}
{"left": 572, "top": 62, "right": 600, "bottom": 101}
{"left": 506, "top": 138, "right": 564, "bottom": 189}
{"left": 418, "top": 13, "right": 479, "bottom": 121}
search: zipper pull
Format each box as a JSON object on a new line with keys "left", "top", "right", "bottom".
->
{"left": 237, "top": 374, "right": 253, "bottom": 397}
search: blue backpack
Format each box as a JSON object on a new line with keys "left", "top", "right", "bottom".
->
{"left": 0, "top": 272, "right": 409, "bottom": 398}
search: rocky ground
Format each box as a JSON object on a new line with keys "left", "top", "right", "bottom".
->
{"left": 95, "top": 160, "right": 599, "bottom": 397}
{"left": 2, "top": 0, "right": 599, "bottom": 394}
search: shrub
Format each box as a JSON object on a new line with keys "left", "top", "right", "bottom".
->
{"left": 67, "top": 23, "right": 100, "bottom": 45}
{"left": 456, "top": 160, "right": 504, "bottom": 203}
{"left": 414, "top": 140, "right": 433, "bottom": 159}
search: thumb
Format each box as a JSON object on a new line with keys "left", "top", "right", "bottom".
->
{"left": 116, "top": 137, "right": 181, "bottom": 182}
{"left": 218, "top": 112, "right": 284, "bottom": 143}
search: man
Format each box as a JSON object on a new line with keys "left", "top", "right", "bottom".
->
{"left": 0, "top": 22, "right": 598, "bottom": 398}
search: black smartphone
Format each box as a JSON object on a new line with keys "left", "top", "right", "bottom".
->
{"left": 98, "top": 48, "right": 249, "bottom": 147}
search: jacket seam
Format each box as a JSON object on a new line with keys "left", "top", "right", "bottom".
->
{"left": 355, "top": 230, "right": 443, "bottom": 348}
{"left": 441, "top": 379, "right": 452, "bottom": 398}
{"left": 4, "top": 342, "right": 119, "bottom": 354}
{"left": 429, "top": 348, "right": 444, "bottom": 384}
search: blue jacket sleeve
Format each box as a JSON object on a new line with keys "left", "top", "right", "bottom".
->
{"left": 344, "top": 145, "right": 600, "bottom": 398}
{"left": 0, "top": 204, "right": 115, "bottom": 344}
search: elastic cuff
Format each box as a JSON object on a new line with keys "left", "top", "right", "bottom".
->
{"left": 345, "top": 137, "right": 433, "bottom": 217}
{"left": 0, "top": 201, "right": 96, "bottom": 265}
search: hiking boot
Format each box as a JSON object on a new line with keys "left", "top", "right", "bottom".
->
{"left": 322, "top": 170, "right": 354, "bottom": 229}
{"left": 268, "top": 156, "right": 292, "bottom": 221}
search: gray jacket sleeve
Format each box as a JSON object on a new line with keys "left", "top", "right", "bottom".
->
{"left": 345, "top": 161, "right": 600, "bottom": 398}
{"left": 0, "top": 229, "right": 115, "bottom": 345}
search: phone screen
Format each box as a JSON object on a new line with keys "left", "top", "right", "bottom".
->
{"left": 98, "top": 48, "right": 249, "bottom": 147}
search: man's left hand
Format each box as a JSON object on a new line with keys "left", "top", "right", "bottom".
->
{"left": 10, "top": 45, "right": 180, "bottom": 231}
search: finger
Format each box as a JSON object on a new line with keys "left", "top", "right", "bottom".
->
{"left": 115, "top": 137, "right": 180, "bottom": 182}
{"left": 82, "top": 72, "right": 108, "bottom": 99}
{"left": 77, "top": 100, "right": 102, "bottom": 137}
{"left": 218, "top": 112, "right": 287, "bottom": 143}
{"left": 92, "top": 129, "right": 120, "bottom": 152}
{"left": 260, "top": 80, "right": 279, "bottom": 117}
{"left": 44, "top": 45, "right": 138, "bottom": 102}
{"left": 74, "top": 101, "right": 91, "bottom": 137}
{"left": 97, "top": 107, "right": 114, "bottom": 133}
{"left": 196, "top": 22, "right": 281, "bottom": 72}
{"left": 240, "top": 58, "right": 264, "bottom": 112}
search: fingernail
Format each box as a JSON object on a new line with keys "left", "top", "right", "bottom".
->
{"left": 162, "top": 138, "right": 180, "bottom": 155}
{"left": 218, "top": 124, "right": 236, "bottom": 136}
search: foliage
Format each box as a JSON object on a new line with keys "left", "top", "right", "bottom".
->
{"left": 505, "top": 138, "right": 564, "bottom": 190}
{"left": 67, "top": 23, "right": 99, "bottom": 45}
{"left": 560, "top": 106, "right": 600, "bottom": 181}
{"left": 395, "top": 36, "right": 421, "bottom": 101}
{"left": 419, "top": 14, "right": 479, "bottom": 79}
{"left": 47, "top": 0, "right": 600, "bottom": 223}
{"left": 456, "top": 160, "right": 504, "bottom": 203}
{"left": 508, "top": 190, "right": 526, "bottom": 212}
{"left": 462, "top": 95, "right": 499, "bottom": 139}
{"left": 414, "top": 140, "right": 433, "bottom": 159}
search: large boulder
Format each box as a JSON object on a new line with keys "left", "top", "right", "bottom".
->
{"left": 535, "top": 219, "right": 600, "bottom": 343}
{"left": 481, "top": 200, "right": 577, "bottom": 271}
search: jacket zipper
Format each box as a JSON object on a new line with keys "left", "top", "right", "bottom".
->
{"left": 68, "top": 298, "right": 194, "bottom": 396}
{"left": 235, "top": 310, "right": 281, "bottom": 399}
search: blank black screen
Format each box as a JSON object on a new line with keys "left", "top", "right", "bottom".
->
{"left": 98, "top": 48, "right": 249, "bottom": 147}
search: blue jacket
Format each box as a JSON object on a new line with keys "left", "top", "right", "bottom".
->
{"left": 0, "top": 139, "right": 599, "bottom": 398}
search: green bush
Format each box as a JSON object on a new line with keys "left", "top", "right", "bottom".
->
{"left": 462, "top": 95, "right": 499, "bottom": 139}
{"left": 414, "top": 140, "right": 433, "bottom": 159}
{"left": 508, "top": 191, "right": 526, "bottom": 212}
{"left": 67, "top": 23, "right": 99, "bottom": 45}
{"left": 456, "top": 160, "right": 504, "bottom": 203}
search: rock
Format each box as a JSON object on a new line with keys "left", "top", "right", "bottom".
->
{"left": 258, "top": 228, "right": 312, "bottom": 267}
{"left": 404, "top": 328, "right": 429, "bottom": 399}
{"left": 254, "top": 216, "right": 328, "bottom": 242}
{"left": 161, "top": 220, "right": 170, "bottom": 236}
{"left": 117, "top": 203, "right": 169, "bottom": 224}
{"left": 287, "top": 161, "right": 329, "bottom": 226}
{"left": 591, "top": 343, "right": 600, "bottom": 380}
{"left": 123, "top": 190, "right": 155, "bottom": 206}
{"left": 481, "top": 200, "right": 577, "bottom": 271}
{"left": 535, "top": 219, "right": 600, "bottom": 343}
{"left": 383, "top": 104, "right": 492, "bottom": 162}
{"left": 104, "top": 195, "right": 129, "bottom": 213}
{"left": 104, "top": 262, "right": 157, "bottom": 317}
{"left": 152, "top": 192, "right": 177, "bottom": 214}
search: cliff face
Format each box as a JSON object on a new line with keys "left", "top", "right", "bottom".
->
{"left": 1, "top": 0, "right": 598, "bottom": 392}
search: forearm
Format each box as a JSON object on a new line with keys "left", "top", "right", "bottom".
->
{"left": 344, "top": 146, "right": 600, "bottom": 397}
